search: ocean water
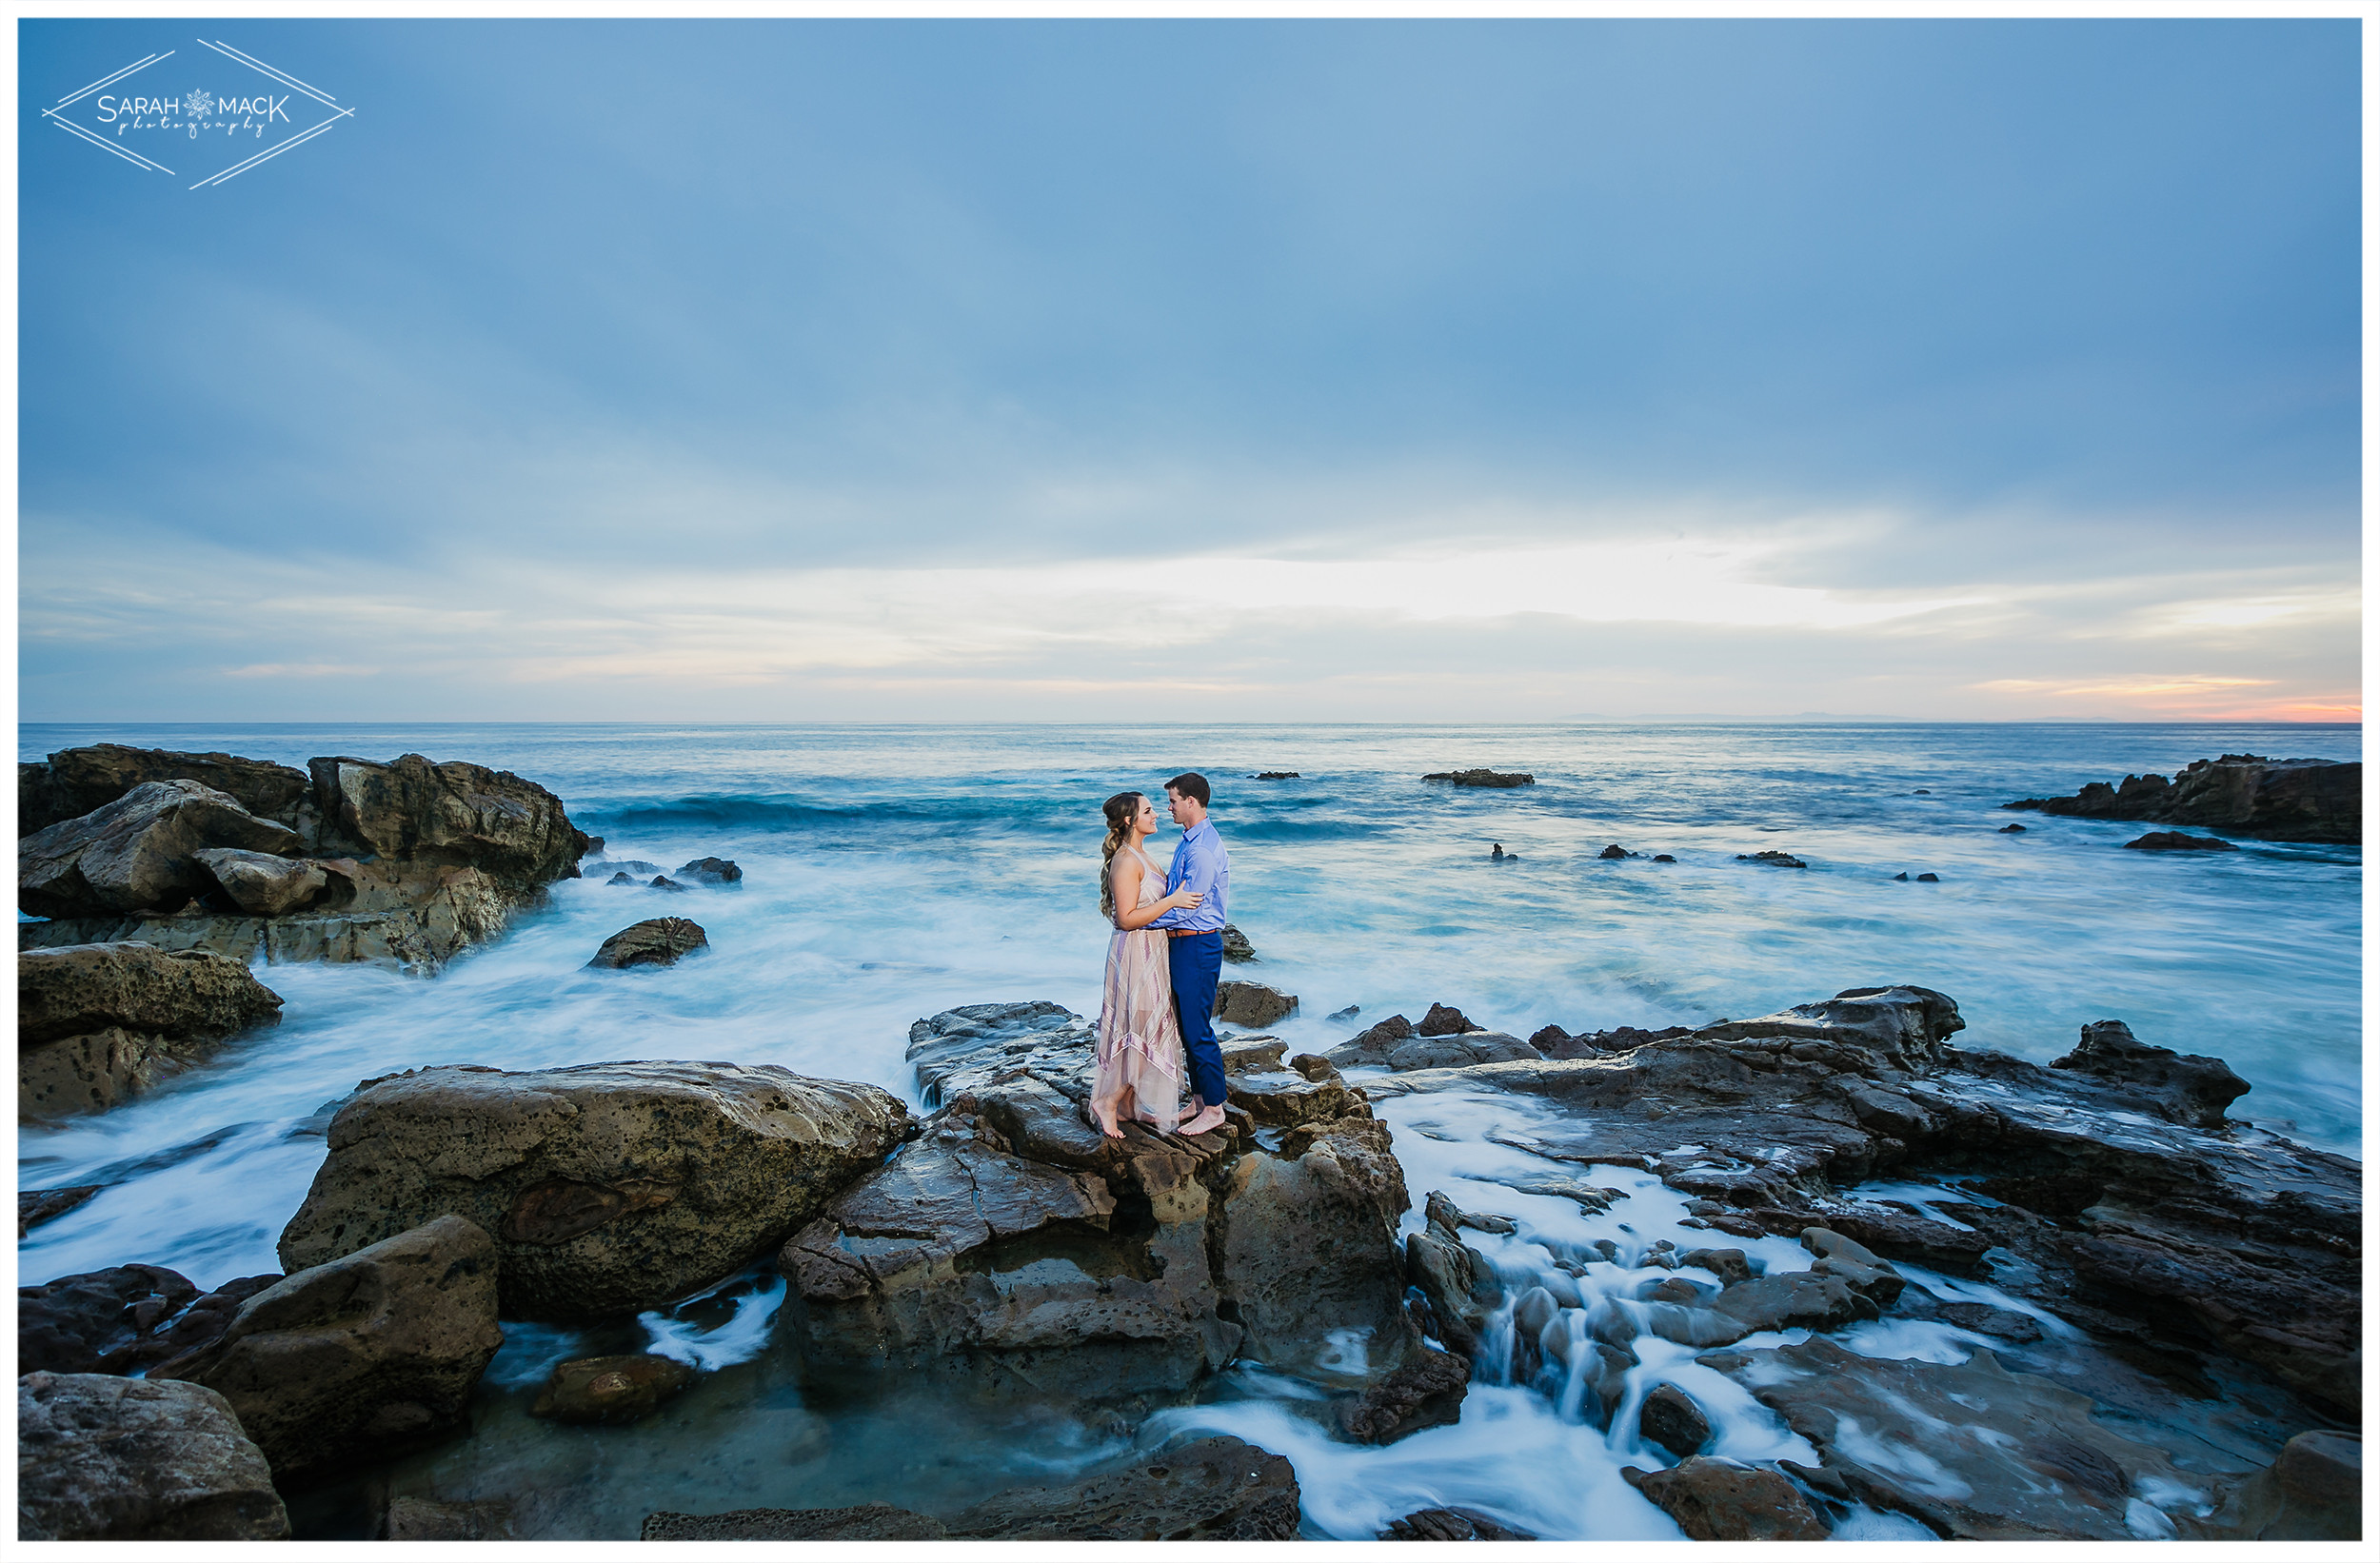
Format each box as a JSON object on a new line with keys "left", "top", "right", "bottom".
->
{"left": 15, "top": 722, "right": 2361, "bottom": 1538}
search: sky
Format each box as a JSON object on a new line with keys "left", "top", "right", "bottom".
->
{"left": 15, "top": 18, "right": 2362, "bottom": 722}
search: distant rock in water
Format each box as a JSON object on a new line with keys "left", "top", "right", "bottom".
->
{"left": 1249, "top": 771, "right": 1300, "bottom": 781}
{"left": 1651, "top": 853, "right": 1676, "bottom": 862}
{"left": 1489, "top": 842, "right": 1517, "bottom": 861}
{"left": 1999, "top": 822, "right": 2028, "bottom": 833}
{"left": 1915, "top": 872, "right": 1940, "bottom": 882}
{"left": 1735, "top": 850, "right": 1806, "bottom": 868}
{"left": 1417, "top": 1002, "right": 1478, "bottom": 1037}
{"left": 1598, "top": 843, "right": 1631, "bottom": 860}
{"left": 648, "top": 875, "right": 690, "bottom": 892}
{"left": 2004, "top": 753, "right": 2358, "bottom": 844}
{"left": 606, "top": 871, "right": 636, "bottom": 885}
{"left": 2125, "top": 831, "right": 2238, "bottom": 853}
{"left": 1326, "top": 1004, "right": 1359, "bottom": 1021}
{"left": 588, "top": 918, "right": 708, "bottom": 968}
{"left": 1423, "top": 768, "right": 1535, "bottom": 787}
{"left": 677, "top": 857, "right": 743, "bottom": 885}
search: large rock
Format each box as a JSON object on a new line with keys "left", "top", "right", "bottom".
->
{"left": 2004, "top": 753, "right": 2359, "bottom": 844}
{"left": 1620, "top": 1457, "right": 1830, "bottom": 1540}
{"left": 19, "top": 943, "right": 284, "bottom": 1118}
{"left": 942, "top": 1436, "right": 1301, "bottom": 1539}
{"left": 1213, "top": 1118, "right": 1411, "bottom": 1377}
{"left": 278, "top": 1062, "right": 908, "bottom": 1321}
{"left": 158, "top": 1216, "right": 502, "bottom": 1482}
{"left": 1215, "top": 979, "right": 1298, "bottom": 1027}
{"left": 19, "top": 1264, "right": 199, "bottom": 1375}
{"left": 1702, "top": 1335, "right": 2208, "bottom": 1539}
{"left": 20, "top": 781, "right": 304, "bottom": 918}
{"left": 1340, "top": 1345, "right": 1470, "bottom": 1443}
{"left": 20, "top": 743, "right": 313, "bottom": 835}
{"left": 2200, "top": 1430, "right": 2361, "bottom": 1540}
{"left": 2049, "top": 1019, "right": 2248, "bottom": 1127}
{"left": 191, "top": 847, "right": 329, "bottom": 916}
{"left": 529, "top": 1353, "right": 697, "bottom": 1425}
{"left": 17, "top": 1371, "right": 289, "bottom": 1540}
{"left": 1420, "top": 768, "right": 1534, "bottom": 786}
{"left": 1638, "top": 1382, "right": 1714, "bottom": 1458}
{"left": 307, "top": 752, "right": 589, "bottom": 890}
{"left": 587, "top": 917, "right": 708, "bottom": 969}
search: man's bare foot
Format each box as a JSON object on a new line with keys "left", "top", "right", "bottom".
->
{"left": 1179, "top": 1104, "right": 1226, "bottom": 1136}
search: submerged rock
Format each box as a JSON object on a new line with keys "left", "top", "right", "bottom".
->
{"left": 21, "top": 781, "right": 304, "bottom": 918}
{"left": 17, "top": 1371, "right": 289, "bottom": 1540}
{"left": 1339, "top": 1344, "right": 1471, "bottom": 1443}
{"left": 19, "top": 943, "right": 284, "bottom": 1118}
{"left": 2005, "top": 753, "right": 2358, "bottom": 844}
{"left": 529, "top": 1353, "right": 698, "bottom": 1425}
{"left": 19, "top": 1184, "right": 101, "bottom": 1236}
{"left": 941, "top": 1435, "right": 1301, "bottom": 1540}
{"left": 277, "top": 1061, "right": 908, "bottom": 1322}
{"left": 1214, "top": 979, "right": 1298, "bottom": 1026}
{"left": 158, "top": 1216, "right": 503, "bottom": 1482}
{"left": 1620, "top": 1457, "right": 1830, "bottom": 1541}
{"left": 586, "top": 917, "right": 708, "bottom": 969}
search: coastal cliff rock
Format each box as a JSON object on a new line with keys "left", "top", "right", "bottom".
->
{"left": 1359, "top": 985, "right": 2362, "bottom": 1426}
{"left": 278, "top": 1062, "right": 909, "bottom": 1322}
{"left": 17, "top": 1372, "right": 290, "bottom": 1541}
{"left": 19, "top": 744, "right": 592, "bottom": 976}
{"left": 19, "top": 943, "right": 284, "bottom": 1118}
{"left": 157, "top": 1216, "right": 504, "bottom": 1482}
{"left": 785, "top": 1001, "right": 1432, "bottom": 1424}
{"left": 2004, "top": 753, "right": 2359, "bottom": 844}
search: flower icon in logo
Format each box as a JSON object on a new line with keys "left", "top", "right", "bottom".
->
{"left": 186, "top": 88, "right": 213, "bottom": 121}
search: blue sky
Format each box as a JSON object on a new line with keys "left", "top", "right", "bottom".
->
{"left": 16, "top": 19, "right": 2361, "bottom": 721}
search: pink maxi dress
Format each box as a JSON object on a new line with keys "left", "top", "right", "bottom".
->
{"left": 1092, "top": 844, "right": 1187, "bottom": 1134}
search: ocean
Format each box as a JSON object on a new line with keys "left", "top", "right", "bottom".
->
{"left": 15, "top": 721, "right": 2362, "bottom": 1538}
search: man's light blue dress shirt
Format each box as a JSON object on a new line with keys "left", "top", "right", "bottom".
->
{"left": 1151, "top": 819, "right": 1229, "bottom": 933}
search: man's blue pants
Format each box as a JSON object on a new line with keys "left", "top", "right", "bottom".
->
{"left": 1167, "top": 930, "right": 1228, "bottom": 1111}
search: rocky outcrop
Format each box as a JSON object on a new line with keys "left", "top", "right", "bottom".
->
{"left": 676, "top": 856, "right": 743, "bottom": 884}
{"left": 1339, "top": 1344, "right": 1470, "bottom": 1442}
{"left": 941, "top": 1436, "right": 1302, "bottom": 1539}
{"left": 2049, "top": 1019, "right": 2248, "bottom": 1127}
{"left": 1380, "top": 1507, "right": 1535, "bottom": 1539}
{"left": 1735, "top": 849, "right": 1806, "bottom": 867}
{"left": 19, "top": 1184, "right": 100, "bottom": 1235}
{"left": 528, "top": 1354, "right": 697, "bottom": 1424}
{"left": 2005, "top": 753, "right": 2359, "bottom": 844}
{"left": 1339, "top": 1030, "right": 1540, "bottom": 1073}
{"left": 20, "top": 743, "right": 312, "bottom": 835}
{"left": 786, "top": 1001, "right": 1427, "bottom": 1424}
{"left": 19, "top": 943, "right": 284, "bottom": 1118}
{"left": 158, "top": 1216, "right": 503, "bottom": 1483}
{"left": 1619, "top": 1457, "right": 1830, "bottom": 1541}
{"left": 643, "top": 1503, "right": 949, "bottom": 1540}
{"left": 586, "top": 917, "right": 708, "bottom": 969}
{"left": 1362, "top": 985, "right": 2360, "bottom": 1426}
{"left": 21, "top": 781, "right": 302, "bottom": 918}
{"left": 18, "top": 1265, "right": 282, "bottom": 1378}
{"left": 1215, "top": 979, "right": 1297, "bottom": 1026}
{"left": 2200, "top": 1431, "right": 2362, "bottom": 1540}
{"left": 1417, "top": 1002, "right": 1477, "bottom": 1036}
{"left": 1421, "top": 769, "right": 1534, "bottom": 786}
{"left": 190, "top": 847, "right": 329, "bottom": 914}
{"left": 2125, "top": 830, "right": 2237, "bottom": 852}
{"left": 17, "top": 1372, "right": 289, "bottom": 1540}
{"left": 1532, "top": 1023, "right": 1693, "bottom": 1059}
{"left": 278, "top": 1062, "right": 909, "bottom": 1322}
{"left": 307, "top": 752, "right": 588, "bottom": 889}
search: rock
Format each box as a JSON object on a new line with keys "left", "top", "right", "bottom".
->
{"left": 1915, "top": 871, "right": 1941, "bottom": 881}
{"left": 2125, "top": 831, "right": 2237, "bottom": 851}
{"left": 1620, "top": 1457, "right": 1830, "bottom": 1541}
{"left": 157, "top": 1216, "right": 503, "bottom": 1481}
{"left": 2049, "top": 1019, "right": 2248, "bottom": 1127}
{"left": 1894, "top": 872, "right": 1908, "bottom": 880}
{"left": 1219, "top": 1034, "right": 1289, "bottom": 1074}
{"left": 1323, "top": 1013, "right": 1413, "bottom": 1066}
{"left": 586, "top": 917, "right": 709, "bottom": 968}
{"left": 606, "top": 871, "right": 636, "bottom": 885}
{"left": 1215, "top": 1129, "right": 1411, "bottom": 1377}
{"left": 1421, "top": 768, "right": 1534, "bottom": 786}
{"left": 1999, "top": 822, "right": 2027, "bottom": 832}
{"left": 648, "top": 875, "right": 688, "bottom": 892}
{"left": 140, "top": 1275, "right": 286, "bottom": 1368}
{"left": 1735, "top": 849, "right": 1806, "bottom": 867}
{"left": 1800, "top": 1227, "right": 1903, "bottom": 1305}
{"left": 17, "top": 1371, "right": 289, "bottom": 1540}
{"left": 1403, "top": 1195, "right": 1503, "bottom": 1355}
{"left": 1214, "top": 979, "right": 1298, "bottom": 1027}
{"left": 2005, "top": 754, "right": 2358, "bottom": 844}
{"left": 1931, "top": 1300, "right": 2043, "bottom": 1342}
{"left": 20, "top": 1184, "right": 101, "bottom": 1236}
{"left": 1224, "top": 1059, "right": 1351, "bottom": 1127}
{"left": 277, "top": 1061, "right": 908, "bottom": 1321}
{"left": 307, "top": 752, "right": 588, "bottom": 890}
{"left": 529, "top": 1353, "right": 698, "bottom": 1424}
{"left": 189, "top": 847, "right": 329, "bottom": 915}
{"left": 1220, "top": 923, "right": 1257, "bottom": 962}
{"left": 1537, "top": 1024, "right": 1693, "bottom": 1059}
{"left": 1381, "top": 1506, "right": 1535, "bottom": 1539}
{"left": 1380, "top": 1031, "right": 1538, "bottom": 1072}
{"left": 19, "top": 1264, "right": 200, "bottom": 1375}
{"left": 1652, "top": 853, "right": 1676, "bottom": 861}
{"left": 1250, "top": 771, "right": 1300, "bottom": 781}
{"left": 643, "top": 1504, "right": 949, "bottom": 1540}
{"left": 1326, "top": 1004, "right": 1359, "bottom": 1021}
{"left": 386, "top": 1496, "right": 517, "bottom": 1540}
{"left": 21, "top": 780, "right": 305, "bottom": 918}
{"left": 2200, "top": 1430, "right": 2361, "bottom": 1540}
{"left": 21, "top": 744, "right": 315, "bottom": 835}
{"left": 676, "top": 856, "right": 743, "bottom": 884}
{"left": 942, "top": 1435, "right": 1301, "bottom": 1540}
{"left": 1702, "top": 1335, "right": 2206, "bottom": 1539}
{"left": 1489, "top": 842, "right": 1516, "bottom": 861}
{"left": 589, "top": 859, "right": 664, "bottom": 878}
{"left": 1339, "top": 1345, "right": 1470, "bottom": 1443}
{"left": 1527, "top": 1023, "right": 1572, "bottom": 1050}
{"left": 20, "top": 943, "right": 285, "bottom": 1118}
{"left": 1712, "top": 1270, "right": 1875, "bottom": 1332}
{"left": 1416, "top": 1001, "right": 1477, "bottom": 1037}
{"left": 1680, "top": 1246, "right": 1753, "bottom": 1284}
{"left": 1692, "top": 984, "right": 1964, "bottom": 1072}
{"left": 1599, "top": 843, "right": 1631, "bottom": 859}
{"left": 1638, "top": 1382, "right": 1714, "bottom": 1458}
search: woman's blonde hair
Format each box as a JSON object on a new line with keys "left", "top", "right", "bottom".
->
{"left": 1101, "top": 792, "right": 1145, "bottom": 921}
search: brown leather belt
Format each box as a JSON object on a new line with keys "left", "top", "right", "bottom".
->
{"left": 1167, "top": 928, "right": 1220, "bottom": 939}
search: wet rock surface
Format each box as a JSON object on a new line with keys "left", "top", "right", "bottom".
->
{"left": 2124, "top": 830, "right": 2238, "bottom": 851}
{"left": 941, "top": 1435, "right": 1302, "bottom": 1539}
{"left": 1220, "top": 922, "right": 1257, "bottom": 961}
{"left": 17, "top": 1371, "right": 291, "bottom": 1540}
{"left": 279, "top": 1061, "right": 909, "bottom": 1321}
{"left": 643, "top": 1502, "right": 950, "bottom": 1540}
{"left": 1421, "top": 768, "right": 1535, "bottom": 786}
{"left": 19, "top": 942, "right": 285, "bottom": 1118}
{"left": 1215, "top": 978, "right": 1298, "bottom": 1026}
{"left": 158, "top": 1216, "right": 505, "bottom": 1483}
{"left": 2005, "top": 752, "right": 2359, "bottom": 844}
{"left": 586, "top": 916, "right": 709, "bottom": 968}
{"left": 19, "top": 1183, "right": 102, "bottom": 1235}
{"left": 2199, "top": 1430, "right": 2362, "bottom": 1540}
{"left": 1620, "top": 1456, "right": 1831, "bottom": 1540}
{"left": 674, "top": 856, "right": 743, "bottom": 884}
{"left": 1381, "top": 1506, "right": 1536, "bottom": 1539}
{"left": 529, "top": 1353, "right": 699, "bottom": 1425}
{"left": 1637, "top": 1382, "right": 1713, "bottom": 1458}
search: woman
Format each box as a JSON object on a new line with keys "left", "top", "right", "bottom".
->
{"left": 1091, "top": 791, "right": 1203, "bottom": 1137}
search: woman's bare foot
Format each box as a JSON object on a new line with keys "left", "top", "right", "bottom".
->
{"left": 1179, "top": 1103, "right": 1226, "bottom": 1136}
{"left": 1094, "top": 1105, "right": 1123, "bottom": 1138}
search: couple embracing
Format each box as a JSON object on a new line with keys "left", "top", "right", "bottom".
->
{"left": 1092, "top": 771, "right": 1231, "bottom": 1138}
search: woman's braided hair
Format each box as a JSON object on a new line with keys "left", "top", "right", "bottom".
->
{"left": 1100, "top": 791, "right": 1144, "bottom": 922}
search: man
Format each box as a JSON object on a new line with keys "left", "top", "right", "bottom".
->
{"left": 1150, "top": 771, "right": 1230, "bottom": 1136}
